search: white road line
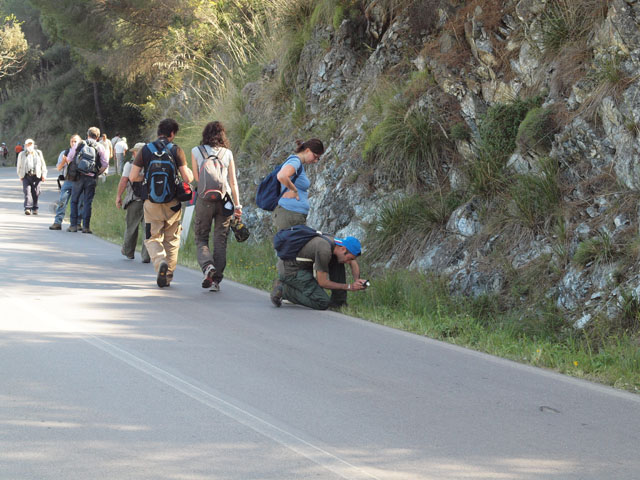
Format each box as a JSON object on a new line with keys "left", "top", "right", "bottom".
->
{"left": 1, "top": 292, "right": 381, "bottom": 480}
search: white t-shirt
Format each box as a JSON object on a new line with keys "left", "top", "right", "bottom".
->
{"left": 114, "top": 141, "right": 128, "bottom": 155}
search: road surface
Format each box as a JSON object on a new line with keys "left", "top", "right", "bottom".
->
{"left": 0, "top": 166, "right": 639, "bottom": 479}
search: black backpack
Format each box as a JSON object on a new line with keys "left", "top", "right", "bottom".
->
{"left": 273, "top": 225, "right": 332, "bottom": 260}
{"left": 144, "top": 141, "right": 178, "bottom": 203}
{"left": 75, "top": 139, "right": 99, "bottom": 174}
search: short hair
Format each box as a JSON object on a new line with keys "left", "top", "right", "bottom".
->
{"left": 157, "top": 118, "right": 179, "bottom": 138}
{"left": 87, "top": 127, "right": 100, "bottom": 139}
{"left": 201, "top": 121, "right": 230, "bottom": 148}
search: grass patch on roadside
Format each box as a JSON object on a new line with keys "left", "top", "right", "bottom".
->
{"left": 89, "top": 177, "right": 640, "bottom": 393}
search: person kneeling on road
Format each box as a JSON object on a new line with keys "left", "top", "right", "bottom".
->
{"left": 271, "top": 234, "right": 367, "bottom": 310}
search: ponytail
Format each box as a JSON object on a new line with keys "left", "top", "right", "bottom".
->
{"left": 294, "top": 138, "right": 324, "bottom": 155}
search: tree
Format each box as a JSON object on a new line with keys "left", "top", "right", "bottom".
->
{"left": 0, "top": 16, "right": 28, "bottom": 79}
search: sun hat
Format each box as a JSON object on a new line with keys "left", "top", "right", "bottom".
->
{"left": 334, "top": 236, "right": 361, "bottom": 256}
{"left": 131, "top": 142, "right": 145, "bottom": 152}
{"left": 24, "top": 138, "right": 34, "bottom": 145}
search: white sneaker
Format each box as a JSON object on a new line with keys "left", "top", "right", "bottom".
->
{"left": 201, "top": 264, "right": 216, "bottom": 289}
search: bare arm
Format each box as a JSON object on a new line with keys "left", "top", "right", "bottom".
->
{"left": 228, "top": 157, "right": 242, "bottom": 218}
{"left": 179, "top": 165, "right": 194, "bottom": 184}
{"left": 191, "top": 152, "right": 199, "bottom": 183}
{"left": 277, "top": 164, "right": 299, "bottom": 201}
{"left": 316, "top": 271, "right": 367, "bottom": 291}
{"left": 115, "top": 176, "right": 129, "bottom": 209}
{"left": 348, "top": 259, "right": 360, "bottom": 280}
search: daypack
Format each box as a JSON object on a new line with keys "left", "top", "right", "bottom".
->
{"left": 144, "top": 141, "right": 178, "bottom": 203}
{"left": 75, "top": 139, "right": 99, "bottom": 174}
{"left": 255, "top": 160, "right": 302, "bottom": 211}
{"left": 273, "top": 225, "right": 332, "bottom": 260}
{"left": 197, "top": 145, "right": 228, "bottom": 202}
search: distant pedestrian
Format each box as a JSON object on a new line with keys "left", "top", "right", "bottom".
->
{"left": 99, "top": 133, "right": 113, "bottom": 174}
{"left": 128, "top": 118, "right": 194, "bottom": 288}
{"left": 114, "top": 136, "right": 128, "bottom": 174}
{"left": 14, "top": 143, "right": 22, "bottom": 163}
{"left": 116, "top": 142, "right": 150, "bottom": 263}
{"left": 191, "top": 121, "right": 242, "bottom": 291}
{"left": 49, "top": 135, "right": 83, "bottom": 230}
{"left": 0, "top": 143, "right": 7, "bottom": 165}
{"left": 272, "top": 139, "right": 324, "bottom": 231}
{"left": 16, "top": 138, "right": 47, "bottom": 215}
{"left": 67, "top": 127, "right": 108, "bottom": 234}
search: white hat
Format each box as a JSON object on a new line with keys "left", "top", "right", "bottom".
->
{"left": 24, "top": 138, "right": 34, "bottom": 145}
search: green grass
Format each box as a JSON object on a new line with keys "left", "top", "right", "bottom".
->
{"left": 88, "top": 167, "right": 640, "bottom": 394}
{"left": 363, "top": 94, "right": 446, "bottom": 186}
{"left": 508, "top": 157, "right": 561, "bottom": 232}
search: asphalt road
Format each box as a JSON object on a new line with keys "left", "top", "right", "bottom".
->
{"left": 1, "top": 166, "right": 639, "bottom": 480}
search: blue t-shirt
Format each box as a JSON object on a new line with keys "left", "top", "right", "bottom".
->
{"left": 277, "top": 155, "right": 310, "bottom": 215}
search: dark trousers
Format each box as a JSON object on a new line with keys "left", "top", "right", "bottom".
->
{"left": 22, "top": 174, "right": 41, "bottom": 211}
{"left": 123, "top": 200, "right": 150, "bottom": 261}
{"left": 194, "top": 198, "right": 232, "bottom": 283}
{"left": 70, "top": 175, "right": 97, "bottom": 229}
{"left": 280, "top": 257, "right": 347, "bottom": 310}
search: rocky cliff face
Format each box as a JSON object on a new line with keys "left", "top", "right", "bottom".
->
{"left": 238, "top": 0, "right": 640, "bottom": 327}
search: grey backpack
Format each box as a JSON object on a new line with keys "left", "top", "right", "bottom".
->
{"left": 197, "top": 145, "right": 228, "bottom": 202}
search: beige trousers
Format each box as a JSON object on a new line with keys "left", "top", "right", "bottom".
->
{"left": 143, "top": 199, "right": 182, "bottom": 274}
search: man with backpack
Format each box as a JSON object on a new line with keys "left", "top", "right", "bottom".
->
{"left": 128, "top": 118, "right": 194, "bottom": 288}
{"left": 115, "top": 142, "right": 150, "bottom": 263}
{"left": 271, "top": 226, "right": 368, "bottom": 310}
{"left": 67, "top": 127, "right": 109, "bottom": 234}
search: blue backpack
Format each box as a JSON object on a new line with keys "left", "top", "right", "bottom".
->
{"left": 144, "top": 141, "right": 177, "bottom": 203}
{"left": 273, "top": 225, "right": 331, "bottom": 260}
{"left": 255, "top": 161, "right": 301, "bottom": 211}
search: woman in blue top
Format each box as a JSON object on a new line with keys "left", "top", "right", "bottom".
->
{"left": 273, "top": 138, "right": 324, "bottom": 231}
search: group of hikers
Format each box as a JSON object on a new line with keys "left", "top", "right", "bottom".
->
{"left": 15, "top": 117, "right": 368, "bottom": 310}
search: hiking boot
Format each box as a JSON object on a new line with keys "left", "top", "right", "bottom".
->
{"left": 142, "top": 257, "right": 151, "bottom": 264}
{"left": 82, "top": 228, "right": 93, "bottom": 234}
{"left": 49, "top": 223, "right": 62, "bottom": 231}
{"left": 157, "top": 261, "right": 169, "bottom": 288}
{"left": 31, "top": 210, "right": 38, "bottom": 216}
{"left": 201, "top": 264, "right": 216, "bottom": 289}
{"left": 67, "top": 225, "right": 78, "bottom": 232}
{"left": 121, "top": 247, "right": 134, "bottom": 260}
{"left": 270, "top": 278, "right": 283, "bottom": 307}
{"left": 24, "top": 209, "right": 31, "bottom": 215}
{"left": 210, "top": 281, "right": 220, "bottom": 292}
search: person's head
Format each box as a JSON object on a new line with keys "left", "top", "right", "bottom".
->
{"left": 121, "top": 137, "right": 127, "bottom": 144}
{"left": 101, "top": 133, "right": 107, "bottom": 140}
{"left": 333, "top": 236, "right": 362, "bottom": 263}
{"left": 130, "top": 142, "right": 145, "bottom": 155}
{"left": 201, "top": 121, "right": 230, "bottom": 148}
{"left": 70, "top": 134, "right": 81, "bottom": 147}
{"left": 295, "top": 138, "right": 324, "bottom": 164}
{"left": 157, "top": 118, "right": 179, "bottom": 140}
{"left": 24, "top": 138, "right": 34, "bottom": 153}
{"left": 87, "top": 127, "right": 100, "bottom": 140}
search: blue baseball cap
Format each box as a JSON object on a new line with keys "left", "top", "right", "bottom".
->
{"left": 334, "top": 236, "right": 361, "bottom": 256}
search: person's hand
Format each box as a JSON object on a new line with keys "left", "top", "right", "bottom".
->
{"left": 116, "top": 197, "right": 122, "bottom": 209}
{"left": 234, "top": 206, "right": 242, "bottom": 219}
{"left": 349, "top": 279, "right": 368, "bottom": 291}
{"left": 41, "top": 177, "right": 45, "bottom": 182}
{"left": 282, "top": 190, "right": 299, "bottom": 201}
